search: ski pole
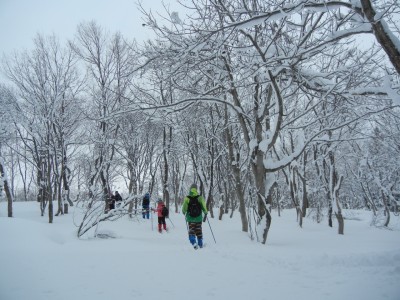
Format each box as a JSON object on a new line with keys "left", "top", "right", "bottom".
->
{"left": 168, "top": 216, "right": 175, "bottom": 228}
{"left": 151, "top": 206, "right": 153, "bottom": 231}
{"left": 206, "top": 215, "right": 216, "bottom": 244}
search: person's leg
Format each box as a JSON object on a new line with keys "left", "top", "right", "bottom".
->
{"left": 143, "top": 205, "right": 149, "bottom": 219}
{"left": 188, "top": 222, "right": 197, "bottom": 246}
{"left": 158, "top": 217, "right": 162, "bottom": 232}
{"left": 162, "top": 216, "right": 167, "bottom": 230}
{"left": 195, "top": 222, "right": 203, "bottom": 248}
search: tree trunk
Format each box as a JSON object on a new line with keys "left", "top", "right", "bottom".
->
{"left": 229, "top": 187, "right": 236, "bottom": 218}
{"left": 38, "top": 158, "right": 47, "bottom": 216}
{"left": 64, "top": 203, "right": 69, "bottom": 214}
{"left": 0, "top": 156, "right": 13, "bottom": 217}
{"left": 381, "top": 191, "right": 391, "bottom": 227}
{"left": 301, "top": 153, "right": 309, "bottom": 218}
{"left": 335, "top": 211, "right": 344, "bottom": 235}
{"left": 47, "top": 158, "right": 53, "bottom": 224}
{"left": 223, "top": 180, "right": 229, "bottom": 214}
{"left": 224, "top": 104, "right": 248, "bottom": 231}
{"left": 62, "top": 150, "right": 73, "bottom": 206}
{"left": 162, "top": 127, "right": 171, "bottom": 210}
{"left": 127, "top": 162, "right": 136, "bottom": 217}
{"left": 289, "top": 169, "right": 303, "bottom": 228}
{"left": 262, "top": 209, "right": 272, "bottom": 244}
{"left": 328, "top": 204, "right": 333, "bottom": 228}
{"left": 55, "top": 171, "right": 63, "bottom": 216}
{"left": 360, "top": 0, "right": 400, "bottom": 74}
{"left": 219, "top": 206, "right": 224, "bottom": 220}
{"left": 206, "top": 137, "right": 215, "bottom": 219}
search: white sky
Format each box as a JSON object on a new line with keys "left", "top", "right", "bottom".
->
{"left": 0, "top": 0, "right": 181, "bottom": 56}
{"left": 0, "top": 1, "right": 397, "bottom": 59}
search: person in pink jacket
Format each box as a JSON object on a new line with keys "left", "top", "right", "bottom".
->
{"left": 152, "top": 199, "right": 168, "bottom": 233}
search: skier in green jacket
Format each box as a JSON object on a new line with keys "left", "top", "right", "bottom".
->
{"left": 182, "top": 184, "right": 208, "bottom": 249}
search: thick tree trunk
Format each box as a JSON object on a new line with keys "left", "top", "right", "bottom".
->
{"left": 361, "top": 0, "right": 400, "bottom": 74}
{"left": 218, "top": 206, "right": 224, "bottom": 220}
{"left": 223, "top": 180, "right": 229, "bottom": 214}
{"left": 262, "top": 209, "right": 272, "bottom": 244}
{"left": 229, "top": 188, "right": 236, "bottom": 219}
{"left": 328, "top": 204, "right": 333, "bottom": 228}
{"left": 55, "top": 178, "right": 62, "bottom": 216}
{"left": 224, "top": 104, "right": 248, "bottom": 231}
{"left": 335, "top": 211, "right": 344, "bottom": 235}
{"left": 237, "top": 188, "right": 247, "bottom": 231}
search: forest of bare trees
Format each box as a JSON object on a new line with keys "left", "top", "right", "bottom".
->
{"left": 1, "top": 0, "right": 399, "bottom": 243}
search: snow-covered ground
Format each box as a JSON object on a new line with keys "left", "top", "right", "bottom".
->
{"left": 1, "top": 202, "right": 399, "bottom": 300}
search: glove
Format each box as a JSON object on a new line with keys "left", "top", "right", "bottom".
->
{"left": 203, "top": 213, "right": 207, "bottom": 222}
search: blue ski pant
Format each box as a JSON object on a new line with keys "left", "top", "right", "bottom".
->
{"left": 142, "top": 205, "right": 150, "bottom": 219}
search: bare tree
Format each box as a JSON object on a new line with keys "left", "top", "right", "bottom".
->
{"left": 71, "top": 21, "right": 136, "bottom": 207}
{"left": 138, "top": 0, "right": 398, "bottom": 243}
{"left": 2, "top": 34, "right": 82, "bottom": 222}
{"left": 0, "top": 85, "right": 16, "bottom": 217}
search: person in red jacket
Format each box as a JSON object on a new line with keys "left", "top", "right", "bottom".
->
{"left": 152, "top": 199, "right": 168, "bottom": 233}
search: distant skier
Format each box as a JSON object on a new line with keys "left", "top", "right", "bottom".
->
{"left": 142, "top": 192, "right": 150, "bottom": 219}
{"left": 152, "top": 199, "right": 168, "bottom": 233}
{"left": 109, "top": 192, "right": 116, "bottom": 210}
{"left": 182, "top": 184, "right": 207, "bottom": 249}
{"left": 105, "top": 192, "right": 114, "bottom": 213}
{"left": 114, "top": 191, "right": 122, "bottom": 207}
